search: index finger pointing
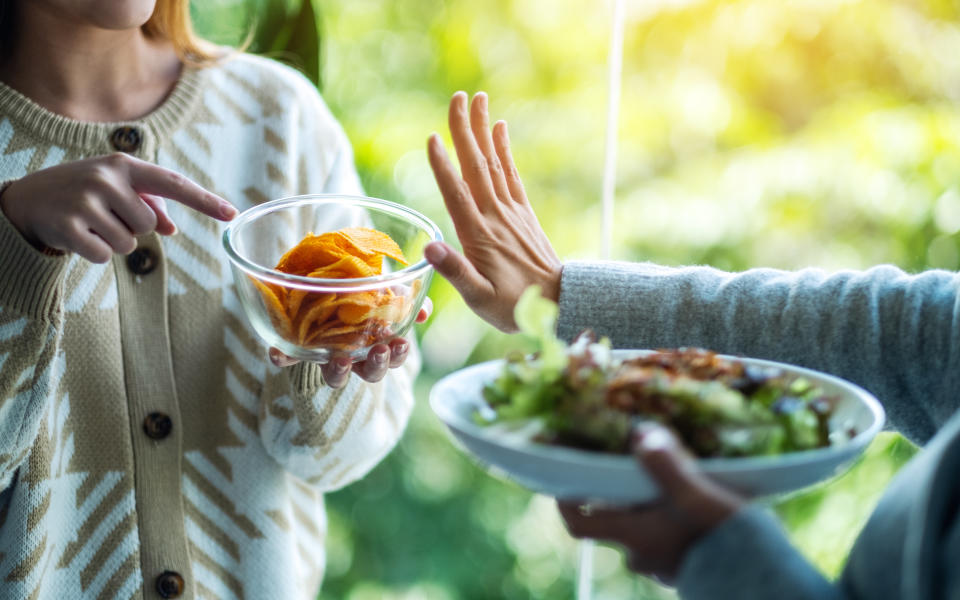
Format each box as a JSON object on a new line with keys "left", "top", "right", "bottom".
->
{"left": 125, "top": 159, "right": 237, "bottom": 221}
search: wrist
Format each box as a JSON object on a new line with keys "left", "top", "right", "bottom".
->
{"left": 0, "top": 178, "right": 62, "bottom": 256}
{"left": 0, "top": 178, "right": 28, "bottom": 239}
{"left": 0, "top": 179, "right": 14, "bottom": 211}
{"left": 543, "top": 263, "right": 563, "bottom": 304}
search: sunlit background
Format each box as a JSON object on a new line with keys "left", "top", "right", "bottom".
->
{"left": 195, "top": 0, "right": 959, "bottom": 597}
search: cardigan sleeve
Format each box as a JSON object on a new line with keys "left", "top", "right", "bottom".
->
{"left": 256, "top": 343, "right": 419, "bottom": 491}
{"left": 0, "top": 209, "right": 71, "bottom": 491}
{"left": 557, "top": 260, "right": 960, "bottom": 445}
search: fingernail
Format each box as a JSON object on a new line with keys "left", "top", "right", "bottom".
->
{"left": 639, "top": 427, "right": 673, "bottom": 452}
{"left": 394, "top": 340, "right": 409, "bottom": 355}
{"left": 271, "top": 350, "right": 296, "bottom": 367}
{"left": 334, "top": 359, "right": 350, "bottom": 375}
{"left": 424, "top": 243, "right": 446, "bottom": 263}
{"left": 372, "top": 349, "right": 388, "bottom": 366}
{"left": 220, "top": 201, "right": 238, "bottom": 219}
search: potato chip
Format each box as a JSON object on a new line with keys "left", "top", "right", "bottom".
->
{"left": 338, "top": 227, "right": 409, "bottom": 266}
{"left": 307, "top": 254, "right": 379, "bottom": 279}
{"left": 296, "top": 298, "right": 338, "bottom": 344}
{"left": 309, "top": 331, "right": 377, "bottom": 351}
{"left": 337, "top": 302, "right": 373, "bottom": 325}
{"left": 274, "top": 228, "right": 408, "bottom": 276}
{"left": 274, "top": 234, "right": 345, "bottom": 276}
{"left": 252, "top": 227, "right": 414, "bottom": 353}
{"left": 286, "top": 288, "right": 313, "bottom": 320}
{"left": 252, "top": 278, "right": 292, "bottom": 336}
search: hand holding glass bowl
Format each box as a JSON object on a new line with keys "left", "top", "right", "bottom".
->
{"left": 223, "top": 194, "right": 440, "bottom": 386}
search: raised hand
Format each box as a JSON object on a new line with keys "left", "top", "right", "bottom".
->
{"left": 425, "top": 91, "right": 562, "bottom": 332}
{"left": 0, "top": 152, "right": 237, "bottom": 262}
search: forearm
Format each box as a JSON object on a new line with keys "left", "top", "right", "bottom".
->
{"left": 0, "top": 206, "right": 72, "bottom": 488}
{"left": 0, "top": 201, "right": 70, "bottom": 319}
{"left": 557, "top": 261, "right": 960, "bottom": 443}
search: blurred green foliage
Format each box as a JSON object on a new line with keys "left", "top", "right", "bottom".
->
{"left": 192, "top": 0, "right": 323, "bottom": 85}
{"left": 194, "top": 0, "right": 960, "bottom": 598}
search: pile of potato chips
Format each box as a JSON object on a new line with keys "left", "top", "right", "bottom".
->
{"left": 252, "top": 227, "right": 417, "bottom": 352}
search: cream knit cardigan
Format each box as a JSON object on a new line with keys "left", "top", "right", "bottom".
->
{"left": 0, "top": 54, "right": 417, "bottom": 600}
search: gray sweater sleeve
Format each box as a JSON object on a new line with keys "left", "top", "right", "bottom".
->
{"left": 557, "top": 260, "right": 960, "bottom": 444}
{"left": 675, "top": 505, "right": 843, "bottom": 600}
{"left": 556, "top": 260, "right": 960, "bottom": 600}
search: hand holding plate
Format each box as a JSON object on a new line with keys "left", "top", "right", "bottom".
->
{"left": 557, "top": 425, "right": 743, "bottom": 583}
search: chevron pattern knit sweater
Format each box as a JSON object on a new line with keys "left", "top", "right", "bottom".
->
{"left": 0, "top": 54, "right": 417, "bottom": 600}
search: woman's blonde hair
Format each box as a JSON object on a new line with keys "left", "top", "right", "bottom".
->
{"left": 142, "top": 0, "right": 230, "bottom": 66}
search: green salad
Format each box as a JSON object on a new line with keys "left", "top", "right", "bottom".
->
{"left": 479, "top": 287, "right": 848, "bottom": 458}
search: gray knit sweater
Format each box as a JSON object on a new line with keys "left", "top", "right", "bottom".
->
{"left": 556, "top": 260, "right": 960, "bottom": 599}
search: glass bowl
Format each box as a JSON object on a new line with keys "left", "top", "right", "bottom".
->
{"left": 223, "top": 194, "right": 441, "bottom": 363}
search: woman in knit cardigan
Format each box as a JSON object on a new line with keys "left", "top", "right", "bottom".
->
{"left": 425, "top": 90, "right": 960, "bottom": 599}
{"left": 0, "top": 1, "right": 424, "bottom": 598}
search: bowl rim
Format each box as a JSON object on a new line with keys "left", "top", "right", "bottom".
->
{"left": 222, "top": 194, "right": 443, "bottom": 290}
{"left": 429, "top": 350, "right": 886, "bottom": 473}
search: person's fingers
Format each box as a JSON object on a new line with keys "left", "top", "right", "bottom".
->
{"left": 121, "top": 155, "right": 236, "bottom": 221}
{"left": 108, "top": 187, "right": 158, "bottom": 236}
{"left": 428, "top": 133, "right": 483, "bottom": 229}
{"left": 354, "top": 344, "right": 390, "bottom": 382}
{"left": 492, "top": 120, "right": 528, "bottom": 204}
{"left": 424, "top": 241, "right": 492, "bottom": 305}
{"left": 321, "top": 355, "right": 352, "bottom": 388}
{"left": 490, "top": 120, "right": 559, "bottom": 267}
{"left": 84, "top": 203, "right": 138, "bottom": 254}
{"left": 556, "top": 501, "right": 593, "bottom": 538}
{"left": 415, "top": 296, "right": 433, "bottom": 323}
{"left": 140, "top": 194, "right": 178, "bottom": 235}
{"left": 269, "top": 347, "right": 299, "bottom": 368}
{"left": 448, "top": 91, "right": 499, "bottom": 212}
{"left": 557, "top": 501, "right": 635, "bottom": 541}
{"left": 388, "top": 337, "right": 409, "bottom": 368}
{"left": 632, "top": 427, "right": 700, "bottom": 501}
{"left": 70, "top": 228, "right": 115, "bottom": 264}
{"left": 470, "top": 92, "right": 512, "bottom": 203}
{"left": 632, "top": 426, "right": 741, "bottom": 525}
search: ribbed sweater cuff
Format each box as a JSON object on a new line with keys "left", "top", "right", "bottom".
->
{"left": 290, "top": 361, "right": 325, "bottom": 395}
{"left": 0, "top": 202, "right": 69, "bottom": 322}
{"left": 556, "top": 260, "right": 671, "bottom": 343}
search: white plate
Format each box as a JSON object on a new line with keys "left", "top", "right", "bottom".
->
{"left": 429, "top": 350, "right": 885, "bottom": 504}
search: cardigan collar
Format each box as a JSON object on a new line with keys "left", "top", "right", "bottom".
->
{"left": 0, "top": 64, "right": 207, "bottom": 155}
